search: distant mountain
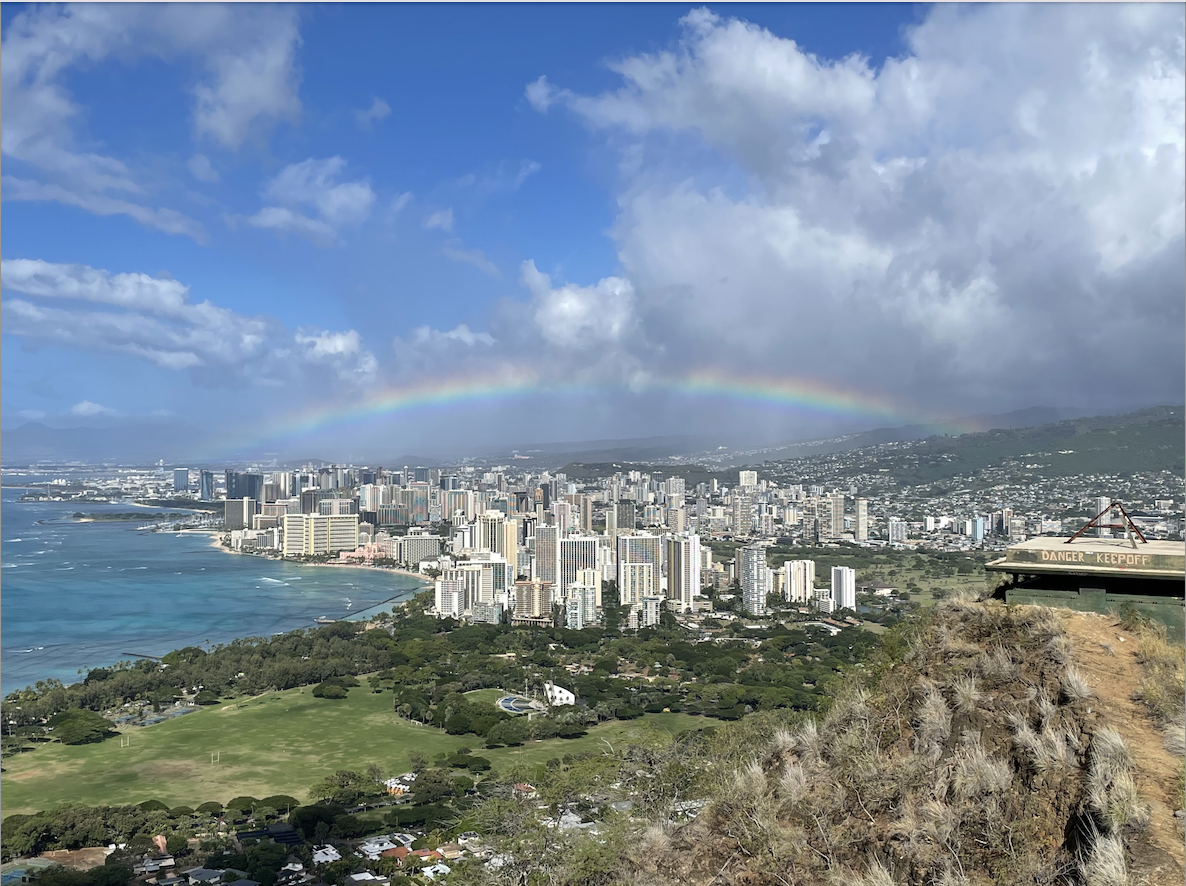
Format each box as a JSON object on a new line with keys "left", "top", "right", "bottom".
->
{"left": 760, "top": 404, "right": 1185, "bottom": 485}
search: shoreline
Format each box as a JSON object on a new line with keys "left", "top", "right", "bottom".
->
{"left": 185, "top": 528, "right": 432, "bottom": 586}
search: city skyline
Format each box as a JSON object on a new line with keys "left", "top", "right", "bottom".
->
{"left": 2, "top": 3, "right": 1183, "bottom": 459}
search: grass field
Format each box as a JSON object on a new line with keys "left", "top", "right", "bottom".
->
{"left": 0, "top": 679, "right": 708, "bottom": 817}
{"left": 462, "top": 688, "right": 507, "bottom": 705}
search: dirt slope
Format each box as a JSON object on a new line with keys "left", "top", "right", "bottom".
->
{"left": 1061, "top": 610, "right": 1185, "bottom": 884}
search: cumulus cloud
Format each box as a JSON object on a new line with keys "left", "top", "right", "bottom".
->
{"left": 521, "top": 260, "right": 636, "bottom": 350}
{"left": 294, "top": 328, "right": 378, "bottom": 382}
{"left": 244, "top": 157, "right": 375, "bottom": 244}
{"left": 1, "top": 258, "right": 377, "bottom": 388}
{"left": 356, "top": 97, "right": 391, "bottom": 130}
{"left": 522, "top": 4, "right": 1184, "bottom": 414}
{"left": 423, "top": 209, "right": 454, "bottom": 232}
{"left": 0, "top": 4, "right": 303, "bottom": 238}
{"left": 71, "top": 400, "right": 117, "bottom": 416}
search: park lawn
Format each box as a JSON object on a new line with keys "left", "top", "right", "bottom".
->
{"left": 463, "top": 688, "right": 507, "bottom": 705}
{"left": 0, "top": 680, "right": 708, "bottom": 817}
{"left": 0, "top": 679, "right": 472, "bottom": 816}
{"left": 484, "top": 713, "right": 709, "bottom": 769}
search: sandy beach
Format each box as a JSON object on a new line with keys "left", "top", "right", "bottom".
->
{"left": 185, "top": 528, "right": 431, "bottom": 586}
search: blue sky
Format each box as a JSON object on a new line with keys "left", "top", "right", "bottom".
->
{"left": 2, "top": 3, "right": 1182, "bottom": 460}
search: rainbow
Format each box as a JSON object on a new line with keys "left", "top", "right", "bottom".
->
{"left": 219, "top": 368, "right": 976, "bottom": 456}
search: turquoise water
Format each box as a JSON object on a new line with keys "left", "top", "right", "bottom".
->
{"left": 0, "top": 488, "right": 425, "bottom": 696}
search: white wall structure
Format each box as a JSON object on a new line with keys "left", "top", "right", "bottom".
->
{"left": 544, "top": 682, "right": 576, "bottom": 707}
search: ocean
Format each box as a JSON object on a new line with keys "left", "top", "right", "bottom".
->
{"left": 0, "top": 488, "right": 426, "bottom": 696}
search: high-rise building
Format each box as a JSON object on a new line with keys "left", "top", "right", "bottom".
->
{"left": 226, "top": 471, "right": 264, "bottom": 503}
{"left": 732, "top": 490, "right": 755, "bottom": 534}
{"left": 281, "top": 514, "right": 359, "bottom": 556}
{"left": 888, "top": 518, "right": 908, "bottom": 544}
{"left": 616, "top": 533, "right": 662, "bottom": 604}
{"left": 565, "top": 583, "right": 599, "bottom": 629}
{"left": 640, "top": 595, "right": 664, "bottom": 628}
{"left": 319, "top": 498, "right": 358, "bottom": 516}
{"left": 616, "top": 501, "right": 637, "bottom": 532}
{"left": 199, "top": 470, "right": 215, "bottom": 501}
{"left": 827, "top": 493, "right": 845, "bottom": 540}
{"left": 173, "top": 468, "right": 189, "bottom": 493}
{"left": 738, "top": 470, "right": 758, "bottom": 488}
{"left": 831, "top": 566, "right": 856, "bottom": 611}
{"left": 782, "top": 559, "right": 816, "bottom": 603}
{"left": 224, "top": 497, "right": 257, "bottom": 531}
{"left": 559, "top": 536, "right": 599, "bottom": 600}
{"left": 665, "top": 533, "right": 701, "bottom": 613}
{"left": 619, "top": 562, "right": 655, "bottom": 607}
{"left": 972, "top": 517, "right": 985, "bottom": 542}
{"left": 514, "top": 579, "right": 553, "bottom": 618}
{"left": 435, "top": 578, "right": 465, "bottom": 618}
{"left": 855, "top": 498, "right": 868, "bottom": 542}
{"left": 1096, "top": 496, "right": 1112, "bottom": 537}
{"left": 535, "top": 525, "right": 559, "bottom": 584}
{"left": 740, "top": 544, "right": 768, "bottom": 616}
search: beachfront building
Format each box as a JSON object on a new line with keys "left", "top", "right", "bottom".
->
{"left": 281, "top": 514, "right": 360, "bottom": 557}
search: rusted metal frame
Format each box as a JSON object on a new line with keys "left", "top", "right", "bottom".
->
{"left": 1064, "top": 500, "right": 1148, "bottom": 545}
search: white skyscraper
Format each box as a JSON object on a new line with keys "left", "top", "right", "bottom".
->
{"left": 831, "top": 566, "right": 856, "bottom": 611}
{"left": 1096, "top": 496, "right": 1112, "bottom": 537}
{"left": 738, "top": 470, "right": 758, "bottom": 488}
{"left": 782, "top": 559, "right": 816, "bottom": 603}
{"left": 740, "top": 544, "right": 768, "bottom": 616}
{"left": 616, "top": 533, "right": 662, "bottom": 603}
{"left": 559, "top": 535, "right": 600, "bottom": 600}
{"left": 435, "top": 578, "right": 465, "bottom": 618}
{"left": 888, "top": 519, "right": 908, "bottom": 544}
{"left": 855, "top": 498, "right": 868, "bottom": 542}
{"left": 640, "top": 595, "right": 664, "bottom": 628}
{"left": 665, "top": 533, "right": 701, "bottom": 613}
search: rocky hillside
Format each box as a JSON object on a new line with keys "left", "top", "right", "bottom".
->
{"left": 626, "top": 600, "right": 1183, "bottom": 886}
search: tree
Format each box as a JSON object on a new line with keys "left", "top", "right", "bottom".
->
{"left": 46, "top": 710, "right": 115, "bottom": 745}
{"left": 310, "top": 770, "right": 373, "bottom": 806}
{"left": 407, "top": 750, "right": 430, "bottom": 773}
{"left": 411, "top": 768, "right": 457, "bottom": 805}
{"left": 165, "top": 835, "right": 189, "bottom": 856}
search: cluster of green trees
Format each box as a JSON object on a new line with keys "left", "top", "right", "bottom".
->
{"left": 6, "top": 584, "right": 888, "bottom": 751}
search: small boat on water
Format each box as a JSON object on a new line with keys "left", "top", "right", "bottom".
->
{"left": 315, "top": 616, "right": 337, "bottom": 624}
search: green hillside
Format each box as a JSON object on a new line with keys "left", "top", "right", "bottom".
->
{"left": 770, "top": 406, "right": 1184, "bottom": 485}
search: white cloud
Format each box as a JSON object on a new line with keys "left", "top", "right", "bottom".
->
{"left": 411, "top": 324, "right": 495, "bottom": 347}
{"left": 1, "top": 258, "right": 377, "bottom": 389}
{"left": 71, "top": 400, "right": 117, "bottom": 416}
{"left": 294, "top": 328, "right": 378, "bottom": 382}
{"left": 391, "top": 192, "right": 413, "bottom": 214}
{"left": 244, "top": 206, "right": 336, "bottom": 245}
{"left": 442, "top": 246, "right": 500, "bottom": 277}
{"left": 356, "top": 97, "right": 391, "bottom": 130}
{"left": 423, "top": 209, "right": 454, "bottom": 232}
{"left": 187, "top": 154, "right": 220, "bottom": 182}
{"left": 0, "top": 4, "right": 302, "bottom": 235}
{"left": 16, "top": 409, "right": 47, "bottom": 421}
{"left": 523, "top": 4, "right": 1185, "bottom": 412}
{"left": 514, "top": 160, "right": 542, "bottom": 189}
{"left": 525, "top": 75, "right": 568, "bottom": 113}
{"left": 246, "top": 157, "right": 375, "bottom": 244}
{"left": 521, "top": 260, "right": 636, "bottom": 350}
{"left": 2, "top": 177, "right": 209, "bottom": 243}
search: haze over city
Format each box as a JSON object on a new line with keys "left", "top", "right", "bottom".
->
{"left": 2, "top": 2, "right": 1183, "bottom": 459}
